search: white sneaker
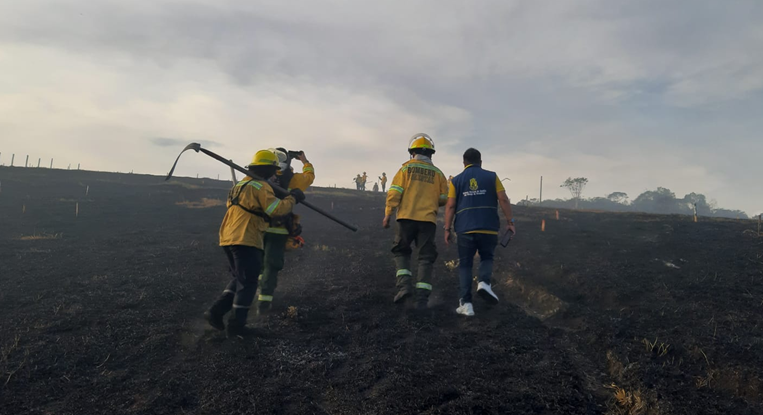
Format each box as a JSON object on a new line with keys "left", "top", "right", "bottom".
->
{"left": 456, "top": 301, "right": 475, "bottom": 316}
{"left": 477, "top": 282, "right": 499, "bottom": 304}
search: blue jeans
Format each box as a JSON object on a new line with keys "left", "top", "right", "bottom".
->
{"left": 457, "top": 233, "right": 498, "bottom": 303}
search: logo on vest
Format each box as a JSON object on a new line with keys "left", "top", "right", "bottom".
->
{"left": 462, "top": 177, "right": 487, "bottom": 197}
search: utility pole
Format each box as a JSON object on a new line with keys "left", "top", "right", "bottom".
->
{"left": 539, "top": 176, "right": 543, "bottom": 204}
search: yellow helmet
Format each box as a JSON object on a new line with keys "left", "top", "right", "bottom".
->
{"left": 248, "top": 149, "right": 280, "bottom": 169}
{"left": 408, "top": 133, "right": 435, "bottom": 153}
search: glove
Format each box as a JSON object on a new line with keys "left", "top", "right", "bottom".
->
{"left": 289, "top": 189, "right": 306, "bottom": 204}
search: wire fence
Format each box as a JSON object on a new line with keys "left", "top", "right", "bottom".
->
{"left": 0, "top": 152, "right": 82, "bottom": 170}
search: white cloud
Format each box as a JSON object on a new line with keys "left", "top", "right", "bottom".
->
{"left": 1, "top": 0, "right": 762, "bottom": 214}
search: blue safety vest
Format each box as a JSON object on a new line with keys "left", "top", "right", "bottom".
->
{"left": 452, "top": 166, "right": 500, "bottom": 234}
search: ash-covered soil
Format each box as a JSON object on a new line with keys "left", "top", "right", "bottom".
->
{"left": 1, "top": 167, "right": 761, "bottom": 414}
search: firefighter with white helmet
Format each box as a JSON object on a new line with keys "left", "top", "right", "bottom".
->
{"left": 257, "top": 148, "right": 315, "bottom": 315}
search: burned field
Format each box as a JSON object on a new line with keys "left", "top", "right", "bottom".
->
{"left": 1, "top": 167, "right": 762, "bottom": 414}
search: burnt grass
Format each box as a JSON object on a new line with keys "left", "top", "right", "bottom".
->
{"left": 1, "top": 166, "right": 762, "bottom": 415}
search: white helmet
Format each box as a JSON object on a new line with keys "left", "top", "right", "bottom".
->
{"left": 268, "top": 148, "right": 289, "bottom": 172}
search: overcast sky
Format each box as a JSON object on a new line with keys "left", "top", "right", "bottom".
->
{"left": 1, "top": 0, "right": 761, "bottom": 214}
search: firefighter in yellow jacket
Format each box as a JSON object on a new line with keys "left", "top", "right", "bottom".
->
{"left": 383, "top": 133, "right": 449, "bottom": 309}
{"left": 379, "top": 172, "right": 388, "bottom": 192}
{"left": 257, "top": 148, "right": 315, "bottom": 314}
{"left": 204, "top": 150, "right": 305, "bottom": 337}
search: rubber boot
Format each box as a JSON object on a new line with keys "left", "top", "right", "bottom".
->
{"left": 394, "top": 286, "right": 413, "bottom": 303}
{"left": 204, "top": 293, "right": 233, "bottom": 331}
{"left": 257, "top": 300, "right": 272, "bottom": 316}
{"left": 394, "top": 274, "right": 413, "bottom": 304}
{"left": 227, "top": 308, "right": 257, "bottom": 338}
{"left": 415, "top": 288, "right": 430, "bottom": 310}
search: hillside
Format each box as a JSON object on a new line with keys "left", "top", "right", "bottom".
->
{"left": 1, "top": 167, "right": 762, "bottom": 414}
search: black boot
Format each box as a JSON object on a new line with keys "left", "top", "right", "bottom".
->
{"left": 414, "top": 288, "right": 430, "bottom": 310}
{"left": 257, "top": 300, "right": 272, "bottom": 316}
{"left": 394, "top": 284, "right": 413, "bottom": 304}
{"left": 227, "top": 308, "right": 258, "bottom": 338}
{"left": 204, "top": 293, "right": 233, "bottom": 331}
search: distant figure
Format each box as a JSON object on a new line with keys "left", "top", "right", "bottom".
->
{"left": 383, "top": 133, "right": 448, "bottom": 310}
{"left": 373, "top": 182, "right": 379, "bottom": 192}
{"left": 444, "top": 148, "right": 515, "bottom": 317}
{"left": 379, "top": 172, "right": 388, "bottom": 192}
{"left": 353, "top": 174, "right": 362, "bottom": 190}
{"left": 361, "top": 172, "right": 368, "bottom": 191}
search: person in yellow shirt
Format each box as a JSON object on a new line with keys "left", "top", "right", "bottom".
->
{"left": 383, "top": 133, "right": 448, "bottom": 309}
{"left": 379, "top": 172, "right": 388, "bottom": 192}
{"left": 443, "top": 148, "right": 515, "bottom": 317}
{"left": 257, "top": 149, "right": 315, "bottom": 314}
{"left": 361, "top": 172, "right": 368, "bottom": 191}
{"left": 204, "top": 149, "right": 305, "bottom": 337}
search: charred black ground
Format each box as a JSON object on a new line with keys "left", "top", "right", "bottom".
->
{"left": 1, "top": 167, "right": 761, "bottom": 414}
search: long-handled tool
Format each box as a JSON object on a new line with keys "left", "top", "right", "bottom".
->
{"left": 166, "top": 143, "right": 358, "bottom": 232}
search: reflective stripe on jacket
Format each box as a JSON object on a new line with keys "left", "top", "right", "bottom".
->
{"left": 266, "top": 163, "right": 315, "bottom": 234}
{"left": 219, "top": 178, "right": 296, "bottom": 248}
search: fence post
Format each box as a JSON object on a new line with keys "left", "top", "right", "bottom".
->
{"left": 25, "top": 155, "right": 29, "bottom": 167}
{"left": 10, "top": 154, "right": 14, "bottom": 167}
{"left": 37, "top": 158, "right": 41, "bottom": 168}
{"left": 77, "top": 163, "right": 80, "bottom": 170}
{"left": 50, "top": 158, "right": 53, "bottom": 169}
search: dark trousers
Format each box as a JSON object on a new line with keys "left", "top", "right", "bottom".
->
{"left": 391, "top": 220, "right": 438, "bottom": 296}
{"left": 213, "top": 245, "right": 264, "bottom": 320}
{"left": 259, "top": 233, "right": 289, "bottom": 301}
{"left": 457, "top": 233, "right": 498, "bottom": 303}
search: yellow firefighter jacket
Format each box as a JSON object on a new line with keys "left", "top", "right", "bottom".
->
{"left": 219, "top": 178, "right": 296, "bottom": 248}
{"left": 266, "top": 163, "right": 315, "bottom": 235}
{"left": 283, "top": 163, "right": 315, "bottom": 192}
{"left": 385, "top": 159, "right": 448, "bottom": 224}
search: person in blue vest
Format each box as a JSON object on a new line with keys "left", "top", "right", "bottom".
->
{"left": 444, "top": 148, "right": 516, "bottom": 316}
